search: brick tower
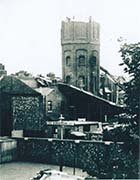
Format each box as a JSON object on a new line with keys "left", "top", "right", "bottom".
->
{"left": 61, "top": 18, "right": 100, "bottom": 95}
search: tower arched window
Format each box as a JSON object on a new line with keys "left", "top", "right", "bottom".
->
{"left": 78, "top": 76, "right": 85, "bottom": 88}
{"left": 66, "top": 56, "right": 71, "bottom": 66}
{"left": 66, "top": 76, "right": 71, "bottom": 84}
{"left": 78, "top": 55, "right": 85, "bottom": 66}
{"left": 90, "top": 56, "right": 96, "bottom": 66}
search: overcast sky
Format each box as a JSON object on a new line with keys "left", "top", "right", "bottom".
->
{"left": 0, "top": 0, "right": 140, "bottom": 77}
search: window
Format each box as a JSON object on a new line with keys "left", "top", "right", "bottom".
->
{"left": 78, "top": 76, "right": 85, "bottom": 88}
{"left": 61, "top": 101, "right": 65, "bottom": 114}
{"left": 90, "top": 56, "right": 96, "bottom": 66}
{"left": 66, "top": 76, "right": 71, "bottom": 84}
{"left": 79, "top": 55, "right": 85, "bottom": 66}
{"left": 48, "top": 100, "right": 52, "bottom": 112}
{"left": 66, "top": 56, "right": 71, "bottom": 66}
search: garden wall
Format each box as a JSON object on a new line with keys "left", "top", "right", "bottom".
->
{"left": 15, "top": 137, "right": 139, "bottom": 179}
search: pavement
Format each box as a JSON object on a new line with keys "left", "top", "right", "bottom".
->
{"left": 0, "top": 162, "right": 88, "bottom": 180}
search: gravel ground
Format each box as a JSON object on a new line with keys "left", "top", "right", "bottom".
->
{"left": 0, "top": 162, "right": 88, "bottom": 180}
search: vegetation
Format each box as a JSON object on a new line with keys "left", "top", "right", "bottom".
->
{"left": 119, "top": 42, "right": 140, "bottom": 136}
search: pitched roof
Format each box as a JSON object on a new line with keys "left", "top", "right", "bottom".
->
{"left": 58, "top": 83, "right": 124, "bottom": 110}
{"left": 0, "top": 76, "right": 41, "bottom": 95}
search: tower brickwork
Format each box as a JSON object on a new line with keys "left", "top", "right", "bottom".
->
{"left": 61, "top": 19, "right": 100, "bottom": 95}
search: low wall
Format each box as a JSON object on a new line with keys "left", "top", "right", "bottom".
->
{"left": 15, "top": 137, "right": 139, "bottom": 179}
{"left": 0, "top": 137, "right": 17, "bottom": 163}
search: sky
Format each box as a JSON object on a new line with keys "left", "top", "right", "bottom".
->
{"left": 0, "top": 0, "right": 140, "bottom": 77}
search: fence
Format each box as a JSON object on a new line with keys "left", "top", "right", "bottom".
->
{"left": 0, "top": 137, "right": 17, "bottom": 163}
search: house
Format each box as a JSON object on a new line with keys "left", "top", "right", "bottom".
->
{"left": 0, "top": 75, "right": 45, "bottom": 137}
{"left": 35, "top": 86, "right": 67, "bottom": 120}
{"left": 13, "top": 73, "right": 123, "bottom": 123}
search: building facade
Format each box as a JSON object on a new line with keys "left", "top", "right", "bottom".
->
{"left": 61, "top": 19, "right": 100, "bottom": 95}
{"left": 100, "top": 66, "right": 118, "bottom": 103}
{"left": 0, "top": 63, "right": 7, "bottom": 77}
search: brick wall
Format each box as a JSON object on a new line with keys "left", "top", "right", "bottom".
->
{"left": 61, "top": 20, "right": 100, "bottom": 95}
{"left": 45, "top": 87, "right": 67, "bottom": 120}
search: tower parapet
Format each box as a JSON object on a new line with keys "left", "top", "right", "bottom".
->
{"left": 61, "top": 19, "right": 100, "bottom": 45}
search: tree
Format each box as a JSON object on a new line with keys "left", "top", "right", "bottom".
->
{"left": 119, "top": 42, "right": 140, "bottom": 135}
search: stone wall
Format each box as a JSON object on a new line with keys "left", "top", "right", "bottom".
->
{"left": 15, "top": 137, "right": 139, "bottom": 179}
{"left": 12, "top": 96, "right": 45, "bottom": 131}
